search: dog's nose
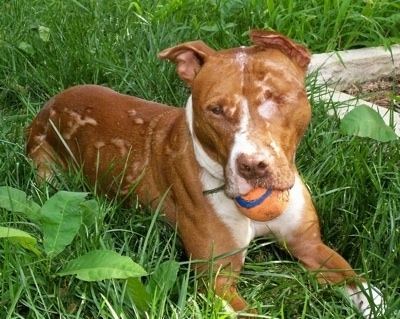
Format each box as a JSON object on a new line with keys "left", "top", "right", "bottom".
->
{"left": 236, "top": 154, "right": 269, "bottom": 180}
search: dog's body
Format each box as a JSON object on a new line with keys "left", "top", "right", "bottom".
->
{"left": 26, "top": 30, "right": 383, "bottom": 317}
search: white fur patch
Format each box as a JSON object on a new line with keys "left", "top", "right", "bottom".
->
{"left": 235, "top": 51, "right": 248, "bottom": 71}
{"left": 226, "top": 97, "right": 257, "bottom": 195}
{"left": 258, "top": 99, "right": 277, "bottom": 120}
{"left": 63, "top": 109, "right": 97, "bottom": 140}
{"left": 111, "top": 138, "right": 129, "bottom": 156}
{"left": 201, "top": 171, "right": 307, "bottom": 250}
{"left": 200, "top": 169, "right": 254, "bottom": 249}
{"left": 346, "top": 282, "right": 385, "bottom": 318}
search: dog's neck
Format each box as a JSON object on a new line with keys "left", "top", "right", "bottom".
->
{"left": 185, "top": 95, "right": 225, "bottom": 182}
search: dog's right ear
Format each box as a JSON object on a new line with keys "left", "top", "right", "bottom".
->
{"left": 249, "top": 30, "right": 311, "bottom": 71}
{"left": 158, "top": 41, "right": 216, "bottom": 87}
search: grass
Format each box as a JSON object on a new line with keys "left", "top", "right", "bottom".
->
{"left": 1, "top": 0, "right": 399, "bottom": 318}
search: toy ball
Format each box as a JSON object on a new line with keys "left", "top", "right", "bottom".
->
{"left": 234, "top": 188, "right": 289, "bottom": 221}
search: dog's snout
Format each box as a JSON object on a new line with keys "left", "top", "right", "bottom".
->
{"left": 236, "top": 154, "right": 269, "bottom": 180}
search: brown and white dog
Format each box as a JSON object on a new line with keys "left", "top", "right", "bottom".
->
{"left": 26, "top": 30, "right": 384, "bottom": 317}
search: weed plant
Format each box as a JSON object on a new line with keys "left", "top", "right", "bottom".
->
{"left": 1, "top": 0, "right": 399, "bottom": 318}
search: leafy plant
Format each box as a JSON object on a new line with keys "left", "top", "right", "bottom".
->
{"left": 0, "top": 186, "right": 173, "bottom": 314}
{"left": 340, "top": 105, "right": 397, "bottom": 142}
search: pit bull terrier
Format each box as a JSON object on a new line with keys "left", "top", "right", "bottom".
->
{"left": 26, "top": 30, "right": 384, "bottom": 317}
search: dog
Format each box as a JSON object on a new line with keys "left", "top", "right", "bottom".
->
{"left": 26, "top": 30, "right": 384, "bottom": 317}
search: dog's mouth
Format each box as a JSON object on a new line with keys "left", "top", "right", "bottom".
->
{"left": 248, "top": 177, "right": 293, "bottom": 190}
{"left": 244, "top": 179, "right": 294, "bottom": 195}
{"left": 224, "top": 168, "right": 296, "bottom": 198}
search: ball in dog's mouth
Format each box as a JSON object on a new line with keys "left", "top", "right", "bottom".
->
{"left": 234, "top": 188, "right": 289, "bottom": 221}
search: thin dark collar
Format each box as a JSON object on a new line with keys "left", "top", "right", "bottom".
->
{"left": 203, "top": 184, "right": 226, "bottom": 196}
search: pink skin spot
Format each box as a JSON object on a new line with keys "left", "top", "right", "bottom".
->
{"left": 94, "top": 141, "right": 105, "bottom": 149}
{"left": 134, "top": 118, "right": 144, "bottom": 125}
{"left": 111, "top": 138, "right": 129, "bottom": 156}
{"left": 258, "top": 100, "right": 277, "bottom": 120}
{"left": 62, "top": 110, "right": 97, "bottom": 140}
{"left": 128, "top": 109, "right": 137, "bottom": 116}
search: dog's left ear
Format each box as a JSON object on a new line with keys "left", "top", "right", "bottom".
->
{"left": 249, "top": 30, "right": 311, "bottom": 71}
{"left": 158, "top": 41, "right": 216, "bottom": 87}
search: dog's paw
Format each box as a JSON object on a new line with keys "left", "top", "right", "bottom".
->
{"left": 347, "top": 282, "right": 385, "bottom": 318}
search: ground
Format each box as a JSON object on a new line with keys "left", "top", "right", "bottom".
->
{"left": 344, "top": 73, "right": 400, "bottom": 111}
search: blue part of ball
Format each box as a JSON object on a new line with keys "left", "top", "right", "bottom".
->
{"left": 234, "top": 189, "right": 273, "bottom": 209}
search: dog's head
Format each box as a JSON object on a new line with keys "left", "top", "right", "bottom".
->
{"left": 159, "top": 30, "right": 311, "bottom": 197}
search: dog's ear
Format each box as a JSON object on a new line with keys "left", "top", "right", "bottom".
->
{"left": 249, "top": 30, "right": 311, "bottom": 71}
{"left": 158, "top": 41, "right": 216, "bottom": 87}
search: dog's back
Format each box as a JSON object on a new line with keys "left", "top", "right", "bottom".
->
{"left": 26, "top": 84, "right": 187, "bottom": 199}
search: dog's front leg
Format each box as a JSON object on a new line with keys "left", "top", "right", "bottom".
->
{"left": 211, "top": 271, "right": 260, "bottom": 318}
{"left": 284, "top": 207, "right": 384, "bottom": 317}
{"left": 188, "top": 251, "right": 258, "bottom": 318}
{"left": 213, "top": 273, "right": 250, "bottom": 312}
{"left": 178, "top": 215, "right": 255, "bottom": 315}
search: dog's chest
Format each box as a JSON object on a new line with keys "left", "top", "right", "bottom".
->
{"left": 202, "top": 172, "right": 305, "bottom": 248}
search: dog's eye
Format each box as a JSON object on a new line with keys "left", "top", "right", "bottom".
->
{"left": 211, "top": 106, "right": 223, "bottom": 115}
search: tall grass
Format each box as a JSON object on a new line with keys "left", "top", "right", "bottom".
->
{"left": 1, "top": 0, "right": 399, "bottom": 318}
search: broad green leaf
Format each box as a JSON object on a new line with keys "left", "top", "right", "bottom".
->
{"left": 0, "top": 186, "right": 41, "bottom": 222}
{"left": 0, "top": 226, "right": 41, "bottom": 256}
{"left": 126, "top": 277, "right": 151, "bottom": 312}
{"left": 340, "top": 105, "right": 397, "bottom": 142}
{"left": 41, "top": 191, "right": 89, "bottom": 257}
{"left": 147, "top": 260, "right": 180, "bottom": 295}
{"left": 57, "top": 250, "right": 147, "bottom": 281}
{"left": 79, "top": 198, "right": 99, "bottom": 229}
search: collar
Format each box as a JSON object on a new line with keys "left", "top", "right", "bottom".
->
{"left": 203, "top": 184, "right": 226, "bottom": 196}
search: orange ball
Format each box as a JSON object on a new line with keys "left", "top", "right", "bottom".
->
{"left": 234, "top": 188, "right": 289, "bottom": 221}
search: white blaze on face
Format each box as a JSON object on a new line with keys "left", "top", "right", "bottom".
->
{"left": 235, "top": 50, "right": 248, "bottom": 71}
{"left": 227, "top": 96, "right": 258, "bottom": 194}
{"left": 228, "top": 52, "right": 258, "bottom": 190}
{"left": 235, "top": 50, "right": 248, "bottom": 89}
{"left": 231, "top": 96, "right": 256, "bottom": 156}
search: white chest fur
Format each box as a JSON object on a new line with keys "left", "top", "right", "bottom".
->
{"left": 203, "top": 171, "right": 305, "bottom": 247}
